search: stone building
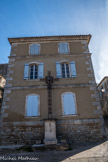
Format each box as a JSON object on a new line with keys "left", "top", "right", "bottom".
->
{"left": 98, "top": 76, "right": 108, "bottom": 117}
{"left": 0, "top": 64, "right": 8, "bottom": 114}
{"left": 0, "top": 35, "right": 105, "bottom": 145}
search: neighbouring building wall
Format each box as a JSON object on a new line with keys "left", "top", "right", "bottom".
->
{"left": 0, "top": 64, "right": 8, "bottom": 115}
{"left": 0, "top": 35, "right": 105, "bottom": 145}
{"left": 0, "top": 64, "right": 8, "bottom": 79}
{"left": 98, "top": 77, "right": 108, "bottom": 117}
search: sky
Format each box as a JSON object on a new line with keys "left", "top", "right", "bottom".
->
{"left": 0, "top": 0, "right": 108, "bottom": 83}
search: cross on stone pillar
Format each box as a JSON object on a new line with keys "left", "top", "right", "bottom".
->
{"left": 41, "top": 71, "right": 59, "bottom": 145}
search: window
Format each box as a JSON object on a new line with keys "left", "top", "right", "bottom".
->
{"left": 30, "top": 64, "right": 38, "bottom": 79}
{"left": 58, "top": 42, "right": 69, "bottom": 54}
{"left": 61, "top": 63, "right": 70, "bottom": 78}
{"left": 56, "top": 61, "right": 76, "bottom": 78}
{"left": 24, "top": 63, "right": 44, "bottom": 80}
{"left": 29, "top": 44, "right": 40, "bottom": 55}
{"left": 62, "top": 92, "right": 77, "bottom": 115}
{"left": 26, "top": 94, "right": 40, "bottom": 117}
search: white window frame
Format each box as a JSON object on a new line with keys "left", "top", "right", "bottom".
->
{"left": 58, "top": 42, "right": 70, "bottom": 54}
{"left": 29, "top": 43, "right": 40, "bottom": 55}
{"left": 61, "top": 63, "right": 71, "bottom": 78}
{"left": 29, "top": 64, "right": 38, "bottom": 80}
{"left": 27, "top": 62, "right": 43, "bottom": 80}
{"left": 61, "top": 92, "right": 77, "bottom": 116}
{"left": 25, "top": 94, "right": 40, "bottom": 117}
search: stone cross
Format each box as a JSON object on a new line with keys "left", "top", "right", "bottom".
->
{"left": 41, "top": 71, "right": 59, "bottom": 119}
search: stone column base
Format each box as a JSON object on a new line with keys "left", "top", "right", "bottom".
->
{"left": 44, "top": 120, "right": 57, "bottom": 145}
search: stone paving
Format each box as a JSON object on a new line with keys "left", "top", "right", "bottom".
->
{"left": 0, "top": 140, "right": 108, "bottom": 162}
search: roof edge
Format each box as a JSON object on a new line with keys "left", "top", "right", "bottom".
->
{"left": 98, "top": 76, "right": 108, "bottom": 87}
{"left": 8, "top": 34, "right": 91, "bottom": 45}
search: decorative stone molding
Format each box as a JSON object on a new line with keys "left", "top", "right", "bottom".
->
{"left": 88, "top": 74, "right": 94, "bottom": 77}
{"left": 1, "top": 113, "right": 8, "bottom": 118}
{"left": 8, "top": 70, "right": 14, "bottom": 74}
{"left": 5, "top": 84, "right": 12, "bottom": 88}
{"left": 92, "top": 102, "right": 100, "bottom": 106}
{"left": 11, "top": 54, "right": 16, "bottom": 57}
{"left": 57, "top": 118, "right": 101, "bottom": 124}
{"left": 4, "top": 83, "right": 94, "bottom": 91}
{"left": 4, "top": 90, "right": 11, "bottom": 94}
{"left": 89, "top": 80, "right": 96, "bottom": 84}
{"left": 8, "top": 64, "right": 14, "bottom": 68}
{"left": 87, "top": 67, "right": 92, "bottom": 71}
{"left": 6, "top": 77, "right": 13, "bottom": 81}
{"left": 2, "top": 105, "right": 9, "bottom": 110}
{"left": 2, "top": 102, "right": 6, "bottom": 106}
{"left": 3, "top": 97, "right": 10, "bottom": 102}
{"left": 90, "top": 87, "right": 96, "bottom": 91}
{"left": 2, "top": 121, "right": 44, "bottom": 127}
{"left": 12, "top": 43, "right": 18, "bottom": 47}
{"left": 94, "top": 110, "right": 102, "bottom": 115}
{"left": 9, "top": 59, "right": 15, "bottom": 62}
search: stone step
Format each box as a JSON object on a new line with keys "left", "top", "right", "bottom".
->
{"left": 0, "top": 143, "right": 69, "bottom": 152}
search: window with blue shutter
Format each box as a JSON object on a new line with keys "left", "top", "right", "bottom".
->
{"left": 56, "top": 61, "right": 77, "bottom": 78}
{"left": 38, "top": 63, "right": 44, "bottom": 79}
{"left": 58, "top": 42, "right": 69, "bottom": 54}
{"left": 24, "top": 64, "right": 29, "bottom": 80}
{"left": 26, "top": 94, "right": 40, "bottom": 117}
{"left": 56, "top": 62, "right": 62, "bottom": 78}
{"left": 30, "top": 44, "right": 40, "bottom": 55}
{"left": 62, "top": 92, "right": 77, "bottom": 115}
{"left": 70, "top": 61, "right": 77, "bottom": 77}
{"left": 24, "top": 63, "right": 44, "bottom": 80}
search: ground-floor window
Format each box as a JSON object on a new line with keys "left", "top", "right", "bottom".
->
{"left": 62, "top": 92, "right": 77, "bottom": 115}
{"left": 26, "top": 94, "right": 40, "bottom": 117}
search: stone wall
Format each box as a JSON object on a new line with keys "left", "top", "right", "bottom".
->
{"left": 56, "top": 119, "right": 105, "bottom": 145}
{"left": 0, "top": 119, "right": 106, "bottom": 146}
{"left": 0, "top": 124, "right": 44, "bottom": 145}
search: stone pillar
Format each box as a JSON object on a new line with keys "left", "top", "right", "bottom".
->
{"left": 44, "top": 120, "right": 57, "bottom": 145}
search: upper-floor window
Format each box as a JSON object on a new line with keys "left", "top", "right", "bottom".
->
{"left": 58, "top": 42, "right": 69, "bottom": 54}
{"left": 29, "top": 44, "right": 40, "bottom": 55}
{"left": 62, "top": 92, "right": 77, "bottom": 115}
{"left": 56, "top": 61, "right": 77, "bottom": 78}
{"left": 61, "top": 63, "right": 70, "bottom": 78}
{"left": 24, "top": 62, "right": 44, "bottom": 80}
{"left": 26, "top": 94, "right": 40, "bottom": 117}
{"left": 29, "top": 64, "right": 38, "bottom": 79}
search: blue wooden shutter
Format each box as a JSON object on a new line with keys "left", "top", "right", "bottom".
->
{"left": 64, "top": 43, "right": 69, "bottom": 53}
{"left": 24, "top": 64, "right": 29, "bottom": 80}
{"left": 38, "top": 63, "right": 44, "bottom": 78}
{"left": 56, "top": 62, "right": 62, "bottom": 78}
{"left": 59, "top": 43, "right": 64, "bottom": 53}
{"left": 26, "top": 95, "right": 39, "bottom": 116}
{"left": 70, "top": 61, "right": 77, "bottom": 77}
{"left": 63, "top": 93, "right": 76, "bottom": 115}
{"left": 34, "top": 44, "right": 40, "bottom": 54}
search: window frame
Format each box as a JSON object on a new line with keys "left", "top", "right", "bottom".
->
{"left": 61, "top": 92, "right": 77, "bottom": 116}
{"left": 29, "top": 64, "right": 38, "bottom": 80}
{"left": 25, "top": 94, "right": 40, "bottom": 118}
{"left": 56, "top": 60, "right": 77, "bottom": 79}
{"left": 29, "top": 43, "right": 40, "bottom": 55}
{"left": 58, "top": 42, "right": 70, "bottom": 54}
{"left": 61, "top": 62, "right": 70, "bottom": 78}
{"left": 26, "top": 62, "right": 43, "bottom": 80}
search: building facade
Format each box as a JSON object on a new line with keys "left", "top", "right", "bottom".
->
{"left": 0, "top": 35, "right": 105, "bottom": 145}
{"left": 0, "top": 64, "right": 8, "bottom": 114}
{"left": 98, "top": 77, "right": 108, "bottom": 117}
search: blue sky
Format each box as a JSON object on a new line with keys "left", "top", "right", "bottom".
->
{"left": 0, "top": 0, "right": 108, "bottom": 83}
